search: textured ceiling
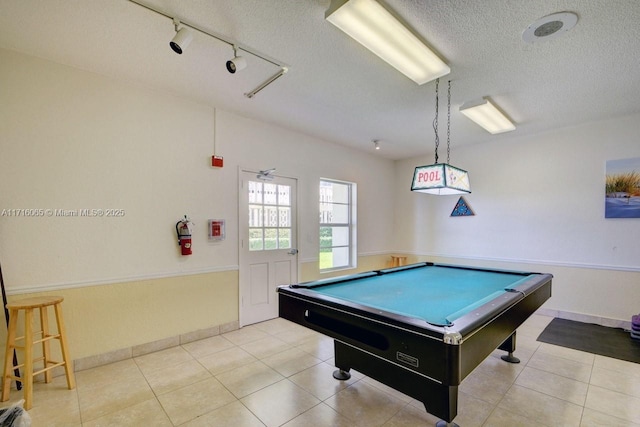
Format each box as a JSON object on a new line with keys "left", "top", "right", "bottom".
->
{"left": 1, "top": 0, "right": 640, "bottom": 160}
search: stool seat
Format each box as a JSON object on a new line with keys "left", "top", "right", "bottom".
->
{"left": 6, "top": 296, "right": 64, "bottom": 310}
{"left": 2, "top": 295, "right": 75, "bottom": 410}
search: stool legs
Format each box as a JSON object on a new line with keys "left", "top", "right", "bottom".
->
{"left": 54, "top": 303, "right": 75, "bottom": 390}
{"left": 2, "top": 300, "right": 75, "bottom": 410}
{"left": 23, "top": 308, "right": 34, "bottom": 410}
{"left": 1, "top": 308, "right": 19, "bottom": 402}
{"left": 40, "top": 305, "right": 52, "bottom": 384}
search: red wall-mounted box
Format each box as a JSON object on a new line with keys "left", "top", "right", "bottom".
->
{"left": 211, "top": 155, "right": 224, "bottom": 168}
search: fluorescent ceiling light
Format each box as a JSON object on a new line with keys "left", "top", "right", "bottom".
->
{"left": 459, "top": 98, "right": 516, "bottom": 134}
{"left": 326, "top": 0, "right": 450, "bottom": 85}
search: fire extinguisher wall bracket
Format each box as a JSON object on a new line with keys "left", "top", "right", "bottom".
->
{"left": 176, "top": 215, "right": 193, "bottom": 256}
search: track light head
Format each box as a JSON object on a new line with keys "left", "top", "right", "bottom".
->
{"left": 226, "top": 45, "right": 247, "bottom": 73}
{"left": 226, "top": 56, "right": 247, "bottom": 73}
{"left": 170, "top": 20, "right": 193, "bottom": 54}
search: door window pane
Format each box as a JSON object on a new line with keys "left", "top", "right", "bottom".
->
{"left": 264, "top": 183, "right": 277, "bottom": 205}
{"left": 249, "top": 181, "right": 263, "bottom": 204}
{"left": 264, "top": 206, "right": 278, "bottom": 227}
{"left": 279, "top": 207, "right": 291, "bottom": 227}
{"left": 278, "top": 185, "right": 290, "bottom": 206}
{"left": 247, "top": 181, "right": 293, "bottom": 252}
{"left": 279, "top": 229, "right": 291, "bottom": 249}
{"left": 249, "top": 206, "right": 263, "bottom": 227}
{"left": 249, "top": 229, "right": 263, "bottom": 251}
{"left": 264, "top": 228, "right": 277, "bottom": 250}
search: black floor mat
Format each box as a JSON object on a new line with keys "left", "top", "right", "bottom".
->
{"left": 537, "top": 318, "right": 640, "bottom": 364}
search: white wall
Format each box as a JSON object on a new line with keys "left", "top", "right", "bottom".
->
{"left": 3, "top": 43, "right": 638, "bottom": 348}
{"left": 215, "top": 109, "right": 396, "bottom": 265}
{"left": 0, "top": 47, "right": 395, "bottom": 293}
{"left": 395, "top": 114, "right": 640, "bottom": 323}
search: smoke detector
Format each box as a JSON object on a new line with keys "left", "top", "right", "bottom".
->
{"left": 522, "top": 12, "right": 578, "bottom": 43}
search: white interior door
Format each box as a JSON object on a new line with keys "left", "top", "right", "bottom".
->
{"left": 239, "top": 170, "right": 298, "bottom": 326}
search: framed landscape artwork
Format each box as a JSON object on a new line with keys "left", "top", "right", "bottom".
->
{"left": 605, "top": 157, "right": 640, "bottom": 218}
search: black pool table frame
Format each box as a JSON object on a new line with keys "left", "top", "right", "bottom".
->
{"left": 277, "top": 262, "right": 552, "bottom": 426}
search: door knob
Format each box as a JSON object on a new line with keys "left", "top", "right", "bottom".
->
{"left": 288, "top": 248, "right": 298, "bottom": 255}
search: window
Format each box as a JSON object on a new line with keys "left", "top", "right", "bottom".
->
{"left": 248, "top": 181, "right": 292, "bottom": 251}
{"left": 319, "top": 179, "right": 356, "bottom": 271}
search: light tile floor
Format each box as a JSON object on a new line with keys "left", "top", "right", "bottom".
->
{"left": 3, "top": 314, "right": 640, "bottom": 426}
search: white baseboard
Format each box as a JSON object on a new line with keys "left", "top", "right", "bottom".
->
{"left": 72, "top": 320, "right": 240, "bottom": 372}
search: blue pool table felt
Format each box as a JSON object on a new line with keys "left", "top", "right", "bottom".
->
{"left": 312, "top": 266, "right": 533, "bottom": 326}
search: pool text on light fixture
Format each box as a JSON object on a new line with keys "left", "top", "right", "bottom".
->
{"left": 411, "top": 163, "right": 470, "bottom": 195}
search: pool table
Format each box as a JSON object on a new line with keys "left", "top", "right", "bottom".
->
{"left": 277, "top": 262, "right": 552, "bottom": 426}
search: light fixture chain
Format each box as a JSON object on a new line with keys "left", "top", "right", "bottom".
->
{"left": 433, "top": 78, "right": 439, "bottom": 164}
{"left": 447, "top": 80, "right": 451, "bottom": 164}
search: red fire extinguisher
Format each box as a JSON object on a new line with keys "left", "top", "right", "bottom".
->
{"left": 176, "top": 215, "right": 193, "bottom": 255}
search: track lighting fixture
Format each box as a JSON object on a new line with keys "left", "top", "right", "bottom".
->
{"left": 226, "top": 46, "right": 247, "bottom": 74}
{"left": 244, "top": 68, "right": 288, "bottom": 98}
{"left": 169, "top": 19, "right": 193, "bottom": 55}
{"left": 373, "top": 140, "right": 380, "bottom": 150}
{"left": 127, "top": 0, "right": 288, "bottom": 98}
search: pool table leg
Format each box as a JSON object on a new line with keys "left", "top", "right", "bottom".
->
{"left": 333, "top": 368, "right": 351, "bottom": 380}
{"left": 498, "top": 332, "right": 521, "bottom": 363}
{"left": 334, "top": 340, "right": 459, "bottom": 426}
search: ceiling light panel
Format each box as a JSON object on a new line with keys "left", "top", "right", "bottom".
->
{"left": 459, "top": 98, "right": 515, "bottom": 134}
{"left": 326, "top": 0, "right": 450, "bottom": 85}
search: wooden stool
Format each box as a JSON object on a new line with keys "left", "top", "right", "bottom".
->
{"left": 2, "top": 296, "right": 75, "bottom": 410}
{"left": 390, "top": 255, "right": 407, "bottom": 267}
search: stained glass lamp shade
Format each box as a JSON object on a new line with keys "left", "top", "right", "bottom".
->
{"left": 411, "top": 163, "right": 470, "bottom": 195}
